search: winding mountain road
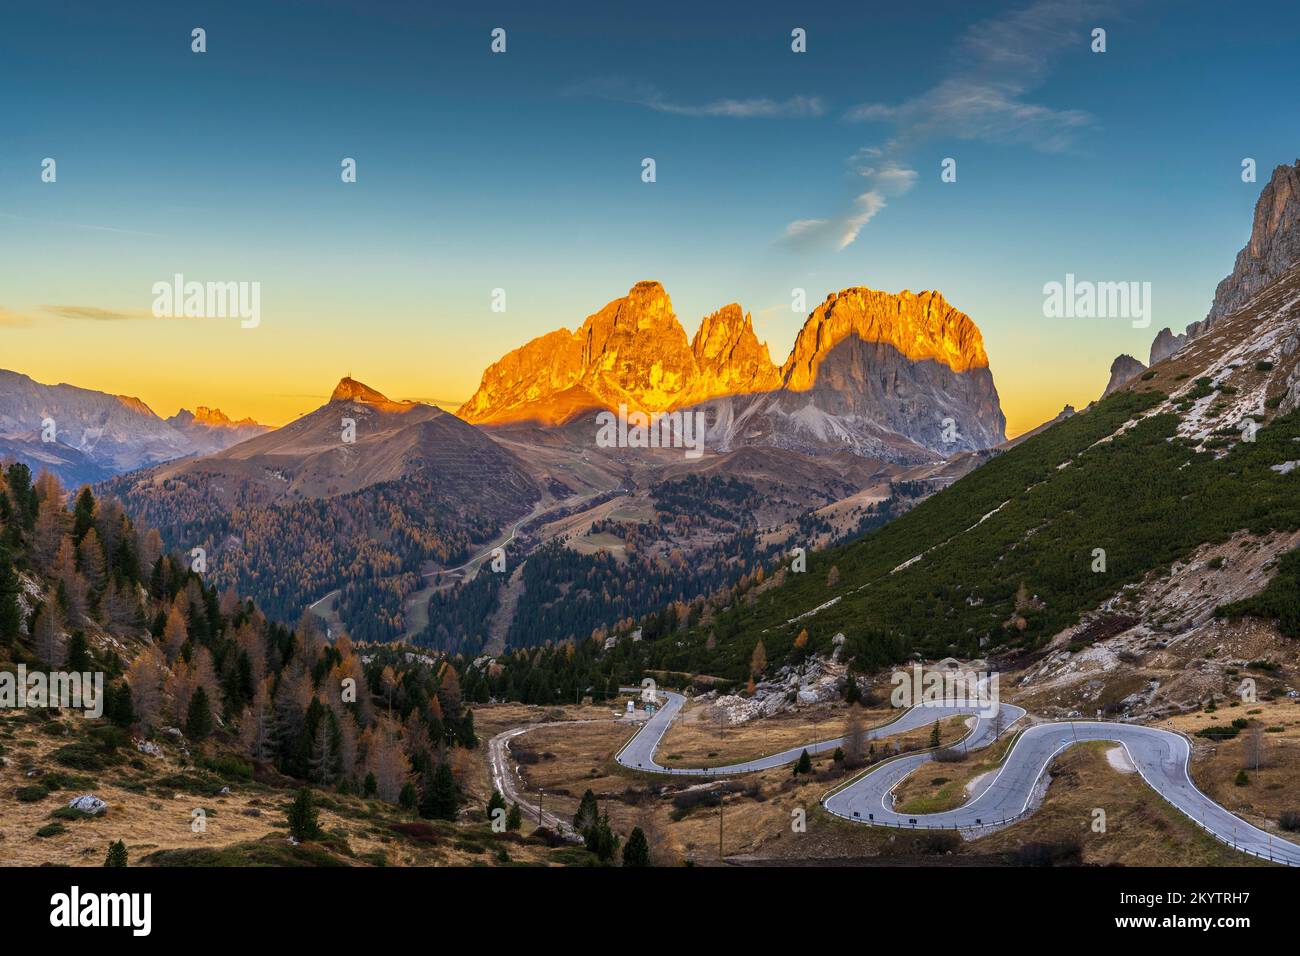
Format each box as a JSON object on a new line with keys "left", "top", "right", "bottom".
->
{"left": 614, "top": 691, "right": 1300, "bottom": 865}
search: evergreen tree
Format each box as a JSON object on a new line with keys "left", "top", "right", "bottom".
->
{"left": 104, "top": 840, "right": 128, "bottom": 867}
{"left": 929, "top": 722, "right": 941, "bottom": 749}
{"left": 506, "top": 802, "right": 523, "bottom": 831}
{"left": 0, "top": 553, "right": 20, "bottom": 647}
{"left": 363, "top": 771, "right": 377, "bottom": 797}
{"left": 105, "top": 681, "right": 136, "bottom": 727}
{"left": 622, "top": 826, "right": 649, "bottom": 867}
{"left": 287, "top": 788, "right": 321, "bottom": 841}
{"left": 184, "top": 685, "right": 214, "bottom": 740}
{"left": 419, "top": 761, "right": 460, "bottom": 821}
{"left": 399, "top": 781, "right": 418, "bottom": 811}
{"left": 583, "top": 812, "right": 619, "bottom": 862}
{"left": 72, "top": 487, "right": 96, "bottom": 545}
{"left": 64, "top": 631, "right": 91, "bottom": 671}
{"left": 573, "top": 788, "right": 599, "bottom": 832}
{"left": 794, "top": 749, "right": 812, "bottom": 776}
{"left": 487, "top": 788, "right": 506, "bottom": 818}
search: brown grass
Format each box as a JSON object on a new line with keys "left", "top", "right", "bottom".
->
{"left": 1162, "top": 696, "right": 1300, "bottom": 839}
{"left": 655, "top": 700, "right": 897, "bottom": 768}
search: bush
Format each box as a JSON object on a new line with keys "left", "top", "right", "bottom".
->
{"left": 1278, "top": 811, "right": 1300, "bottom": 832}
{"left": 36, "top": 823, "right": 67, "bottom": 838}
{"left": 15, "top": 785, "right": 49, "bottom": 802}
{"left": 932, "top": 747, "right": 968, "bottom": 763}
{"left": 199, "top": 754, "right": 254, "bottom": 781}
{"left": 1014, "top": 840, "right": 1082, "bottom": 866}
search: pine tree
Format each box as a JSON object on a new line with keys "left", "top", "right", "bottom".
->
{"left": 584, "top": 812, "right": 619, "bottom": 861}
{"left": 794, "top": 749, "right": 812, "bottom": 776}
{"left": 104, "top": 840, "right": 128, "bottom": 867}
{"left": 287, "top": 788, "right": 321, "bottom": 841}
{"left": 487, "top": 788, "right": 506, "bottom": 818}
{"left": 506, "top": 802, "right": 523, "bottom": 831}
{"left": 64, "top": 631, "right": 91, "bottom": 671}
{"left": 622, "top": 826, "right": 649, "bottom": 866}
{"left": 573, "top": 788, "right": 599, "bottom": 832}
{"left": 363, "top": 771, "right": 377, "bottom": 797}
{"left": 184, "top": 685, "right": 214, "bottom": 740}
{"left": 0, "top": 553, "right": 21, "bottom": 647}
{"left": 399, "top": 781, "right": 418, "bottom": 811}
{"left": 419, "top": 761, "right": 460, "bottom": 821}
{"left": 72, "top": 487, "right": 96, "bottom": 545}
{"left": 929, "top": 722, "right": 941, "bottom": 749}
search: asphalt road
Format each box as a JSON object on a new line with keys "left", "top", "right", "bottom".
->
{"left": 615, "top": 691, "right": 1300, "bottom": 865}
{"left": 614, "top": 690, "right": 1019, "bottom": 775}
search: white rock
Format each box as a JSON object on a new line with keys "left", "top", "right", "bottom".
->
{"left": 68, "top": 794, "right": 108, "bottom": 815}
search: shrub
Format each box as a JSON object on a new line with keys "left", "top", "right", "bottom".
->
{"left": 932, "top": 747, "right": 969, "bottom": 763}
{"left": 1278, "top": 811, "right": 1300, "bottom": 832}
{"left": 36, "top": 823, "right": 66, "bottom": 838}
{"left": 15, "top": 785, "right": 49, "bottom": 802}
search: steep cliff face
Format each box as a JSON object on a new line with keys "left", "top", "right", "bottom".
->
{"left": 688, "top": 304, "right": 781, "bottom": 399}
{"left": 1141, "top": 161, "right": 1300, "bottom": 369}
{"left": 1200, "top": 160, "right": 1300, "bottom": 334}
{"left": 575, "top": 280, "right": 699, "bottom": 410}
{"left": 781, "top": 288, "right": 989, "bottom": 387}
{"left": 458, "top": 281, "right": 1007, "bottom": 461}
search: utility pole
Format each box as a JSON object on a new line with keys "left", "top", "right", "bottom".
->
{"left": 538, "top": 788, "right": 544, "bottom": 827}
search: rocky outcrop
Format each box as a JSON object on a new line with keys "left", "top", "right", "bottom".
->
{"left": 1200, "top": 160, "right": 1300, "bottom": 333}
{"left": 688, "top": 304, "right": 781, "bottom": 399}
{"left": 1148, "top": 327, "right": 1187, "bottom": 365}
{"left": 1123, "top": 162, "right": 1300, "bottom": 378}
{"left": 1102, "top": 354, "right": 1147, "bottom": 398}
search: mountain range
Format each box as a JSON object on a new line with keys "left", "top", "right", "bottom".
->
{"left": 460, "top": 281, "right": 1006, "bottom": 462}
{"left": 0, "top": 369, "right": 268, "bottom": 486}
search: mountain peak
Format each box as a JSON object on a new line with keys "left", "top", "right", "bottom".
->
{"left": 331, "top": 376, "right": 395, "bottom": 405}
{"left": 781, "top": 286, "right": 990, "bottom": 392}
{"left": 1204, "top": 160, "right": 1300, "bottom": 329}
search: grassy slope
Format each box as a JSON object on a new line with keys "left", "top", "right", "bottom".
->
{"left": 647, "top": 389, "right": 1300, "bottom": 679}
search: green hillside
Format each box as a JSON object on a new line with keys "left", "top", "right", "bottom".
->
{"left": 638, "top": 388, "right": 1300, "bottom": 681}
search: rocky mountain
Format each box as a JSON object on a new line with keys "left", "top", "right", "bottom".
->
{"left": 1102, "top": 354, "right": 1147, "bottom": 398}
{"left": 0, "top": 368, "right": 266, "bottom": 486}
{"left": 1199, "top": 160, "right": 1300, "bottom": 334}
{"left": 102, "top": 377, "right": 541, "bottom": 641}
{"left": 643, "top": 202, "right": 1300, "bottom": 721}
{"left": 460, "top": 282, "right": 1005, "bottom": 463}
{"left": 165, "top": 406, "right": 268, "bottom": 455}
{"left": 1141, "top": 160, "right": 1300, "bottom": 368}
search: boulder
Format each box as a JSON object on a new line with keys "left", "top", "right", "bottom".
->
{"left": 68, "top": 794, "right": 108, "bottom": 815}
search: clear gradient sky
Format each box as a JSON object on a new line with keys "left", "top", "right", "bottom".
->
{"left": 2, "top": 0, "right": 1298, "bottom": 436}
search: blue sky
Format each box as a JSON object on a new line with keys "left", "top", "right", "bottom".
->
{"left": 1, "top": 0, "right": 1297, "bottom": 434}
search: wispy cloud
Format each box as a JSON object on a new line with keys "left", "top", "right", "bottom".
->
{"left": 0, "top": 307, "right": 36, "bottom": 328}
{"left": 569, "top": 78, "right": 825, "bottom": 119}
{"left": 785, "top": 0, "right": 1107, "bottom": 249}
{"left": 783, "top": 159, "right": 918, "bottom": 251}
{"left": 40, "top": 305, "right": 165, "bottom": 322}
